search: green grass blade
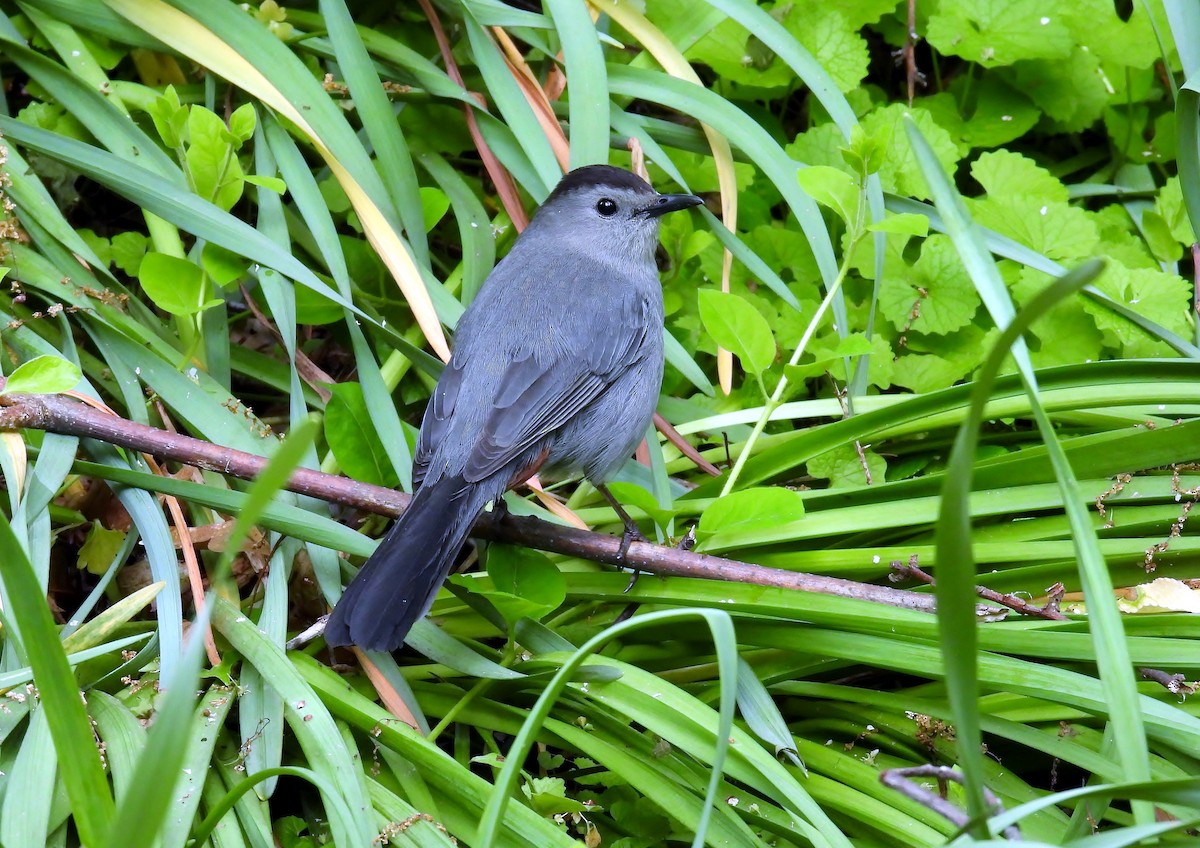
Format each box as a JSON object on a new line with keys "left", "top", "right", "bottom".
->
{"left": 0, "top": 706, "right": 56, "bottom": 847}
{"left": 461, "top": 12, "right": 560, "bottom": 194}
{"left": 319, "top": 0, "right": 429, "bottom": 263}
{"left": 211, "top": 598, "right": 374, "bottom": 846}
{"left": 936, "top": 261, "right": 1103, "bottom": 833}
{"left": 0, "top": 510, "right": 114, "bottom": 844}
{"left": 909, "top": 117, "right": 1154, "bottom": 825}
{"left": 478, "top": 609, "right": 749, "bottom": 848}
{"left": 0, "top": 34, "right": 178, "bottom": 176}
{"left": 89, "top": 692, "right": 147, "bottom": 805}
{"left": 607, "top": 64, "right": 838, "bottom": 288}
{"left": 102, "top": 607, "right": 209, "bottom": 848}
{"left": 545, "top": 0, "right": 609, "bottom": 168}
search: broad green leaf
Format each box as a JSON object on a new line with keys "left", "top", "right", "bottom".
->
{"left": 926, "top": 0, "right": 1073, "bottom": 67}
{"left": 324, "top": 382, "right": 398, "bottom": 488}
{"left": 419, "top": 186, "right": 451, "bottom": 232}
{"left": 200, "top": 242, "right": 249, "bottom": 288}
{"left": 969, "top": 195, "right": 1100, "bottom": 261}
{"left": 521, "top": 776, "right": 590, "bottom": 816}
{"left": 1083, "top": 262, "right": 1192, "bottom": 357}
{"left": 293, "top": 276, "right": 344, "bottom": 326}
{"left": 475, "top": 545, "right": 566, "bottom": 628}
{"left": 228, "top": 101, "right": 256, "bottom": 144}
{"left": 1155, "top": 177, "right": 1196, "bottom": 245}
{"left": 971, "top": 150, "right": 1068, "bottom": 204}
{"left": 147, "top": 84, "right": 186, "bottom": 149}
{"left": 78, "top": 228, "right": 112, "bottom": 268}
{"left": 860, "top": 104, "right": 960, "bottom": 200}
{"left": 784, "top": 332, "right": 881, "bottom": 386}
{"left": 244, "top": 173, "right": 286, "bottom": 193}
{"left": 185, "top": 105, "right": 244, "bottom": 210}
{"left": 797, "top": 165, "right": 859, "bottom": 225}
{"left": 696, "top": 487, "right": 806, "bottom": 542}
{"left": 697, "top": 289, "right": 776, "bottom": 374}
{"left": 1, "top": 355, "right": 81, "bottom": 395}
{"left": 77, "top": 521, "right": 126, "bottom": 576}
{"left": 781, "top": 6, "right": 869, "bottom": 93}
{"left": 921, "top": 77, "right": 1040, "bottom": 151}
{"left": 1011, "top": 267, "right": 1104, "bottom": 367}
{"left": 807, "top": 443, "right": 888, "bottom": 488}
{"left": 1139, "top": 210, "right": 1182, "bottom": 262}
{"left": 867, "top": 212, "right": 929, "bottom": 237}
{"left": 138, "top": 252, "right": 218, "bottom": 316}
{"left": 1008, "top": 49, "right": 1110, "bottom": 132}
{"left": 110, "top": 231, "right": 148, "bottom": 276}
{"left": 878, "top": 235, "right": 981, "bottom": 335}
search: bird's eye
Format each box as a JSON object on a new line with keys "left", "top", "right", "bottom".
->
{"left": 596, "top": 198, "right": 618, "bottom": 217}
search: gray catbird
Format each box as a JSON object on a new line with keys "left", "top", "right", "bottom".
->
{"left": 325, "top": 165, "right": 703, "bottom": 651}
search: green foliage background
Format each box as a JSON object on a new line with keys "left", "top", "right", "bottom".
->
{"left": 0, "top": 0, "right": 1199, "bottom": 846}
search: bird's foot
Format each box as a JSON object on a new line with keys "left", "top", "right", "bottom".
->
{"left": 618, "top": 523, "right": 648, "bottom": 593}
{"left": 489, "top": 495, "right": 511, "bottom": 522}
{"left": 595, "top": 483, "right": 647, "bottom": 592}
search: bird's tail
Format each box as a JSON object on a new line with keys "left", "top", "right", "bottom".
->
{"left": 325, "top": 474, "right": 488, "bottom": 651}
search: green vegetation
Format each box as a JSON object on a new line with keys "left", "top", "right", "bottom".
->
{"left": 1, "top": 0, "right": 1199, "bottom": 845}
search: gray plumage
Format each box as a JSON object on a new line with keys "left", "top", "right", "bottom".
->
{"left": 325, "top": 165, "right": 703, "bottom": 651}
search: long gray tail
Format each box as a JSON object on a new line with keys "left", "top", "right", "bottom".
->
{"left": 325, "top": 474, "right": 488, "bottom": 651}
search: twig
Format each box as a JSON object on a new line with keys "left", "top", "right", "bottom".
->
{"left": 902, "top": 0, "right": 925, "bottom": 106}
{"left": 1193, "top": 243, "right": 1200, "bottom": 325}
{"left": 892, "top": 560, "right": 1066, "bottom": 620}
{"left": 880, "top": 764, "right": 1019, "bottom": 840}
{"left": 1139, "top": 667, "right": 1197, "bottom": 697}
{"left": 0, "top": 391, "right": 935, "bottom": 613}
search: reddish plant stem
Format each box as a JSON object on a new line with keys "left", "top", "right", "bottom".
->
{"left": 417, "top": 0, "right": 529, "bottom": 231}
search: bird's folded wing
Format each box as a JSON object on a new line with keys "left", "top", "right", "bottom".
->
{"left": 463, "top": 293, "right": 654, "bottom": 483}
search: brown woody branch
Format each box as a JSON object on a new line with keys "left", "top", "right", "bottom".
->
{"left": 0, "top": 391, "right": 934, "bottom": 614}
{"left": 892, "top": 559, "right": 1051, "bottom": 619}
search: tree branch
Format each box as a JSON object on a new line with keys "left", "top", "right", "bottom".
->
{"left": 0, "top": 391, "right": 934, "bottom": 614}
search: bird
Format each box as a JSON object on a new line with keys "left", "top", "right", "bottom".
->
{"left": 324, "top": 164, "right": 704, "bottom": 651}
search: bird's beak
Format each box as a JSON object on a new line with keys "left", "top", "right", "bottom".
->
{"left": 640, "top": 193, "right": 705, "bottom": 218}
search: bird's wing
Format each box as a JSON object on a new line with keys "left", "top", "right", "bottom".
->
{"left": 412, "top": 353, "right": 464, "bottom": 488}
{"left": 463, "top": 292, "right": 654, "bottom": 483}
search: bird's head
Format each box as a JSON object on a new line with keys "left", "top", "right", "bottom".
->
{"left": 531, "top": 164, "right": 704, "bottom": 259}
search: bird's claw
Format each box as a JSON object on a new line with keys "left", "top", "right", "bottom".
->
{"left": 617, "top": 522, "right": 645, "bottom": 593}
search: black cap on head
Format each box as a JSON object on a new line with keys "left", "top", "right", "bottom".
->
{"left": 547, "top": 165, "right": 654, "bottom": 203}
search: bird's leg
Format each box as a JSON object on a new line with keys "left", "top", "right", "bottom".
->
{"left": 595, "top": 483, "right": 646, "bottom": 592}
